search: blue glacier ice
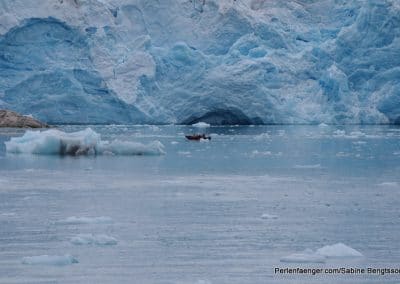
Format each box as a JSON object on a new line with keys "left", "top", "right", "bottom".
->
{"left": 0, "top": 0, "right": 399, "bottom": 124}
{"left": 5, "top": 127, "right": 165, "bottom": 155}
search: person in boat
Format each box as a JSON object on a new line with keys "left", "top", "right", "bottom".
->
{"left": 185, "top": 133, "right": 211, "bottom": 140}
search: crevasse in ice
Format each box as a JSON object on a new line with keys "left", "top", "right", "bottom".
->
{"left": 0, "top": 0, "right": 399, "bottom": 124}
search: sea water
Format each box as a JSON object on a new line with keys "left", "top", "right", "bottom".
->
{"left": 0, "top": 125, "right": 399, "bottom": 283}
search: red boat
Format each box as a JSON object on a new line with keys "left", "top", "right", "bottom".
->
{"left": 185, "top": 134, "right": 211, "bottom": 141}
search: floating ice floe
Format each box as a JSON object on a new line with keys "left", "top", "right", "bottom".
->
{"left": 318, "top": 123, "right": 329, "bottom": 127}
{"left": 192, "top": 122, "right": 210, "bottom": 128}
{"left": 280, "top": 243, "right": 363, "bottom": 263}
{"left": 377, "top": 182, "right": 399, "bottom": 187}
{"left": 70, "top": 234, "right": 117, "bottom": 245}
{"left": 280, "top": 249, "right": 326, "bottom": 263}
{"left": 22, "top": 254, "right": 78, "bottom": 266}
{"left": 293, "top": 164, "right": 322, "bottom": 169}
{"left": 57, "top": 216, "right": 113, "bottom": 225}
{"left": 336, "top": 152, "right": 351, "bottom": 157}
{"left": 250, "top": 150, "right": 272, "bottom": 157}
{"left": 253, "top": 133, "right": 270, "bottom": 141}
{"left": 260, "top": 213, "right": 278, "bottom": 219}
{"left": 5, "top": 128, "right": 165, "bottom": 156}
{"left": 333, "top": 130, "right": 346, "bottom": 136}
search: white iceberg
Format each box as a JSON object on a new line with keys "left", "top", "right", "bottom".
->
{"left": 5, "top": 128, "right": 165, "bottom": 156}
{"left": 281, "top": 243, "right": 363, "bottom": 263}
{"left": 377, "top": 182, "right": 399, "bottom": 187}
{"left": 253, "top": 133, "right": 270, "bottom": 141}
{"left": 70, "top": 234, "right": 117, "bottom": 245}
{"left": 57, "top": 216, "right": 113, "bottom": 225}
{"left": 293, "top": 164, "right": 322, "bottom": 169}
{"left": 316, "top": 243, "right": 363, "bottom": 257}
{"left": 251, "top": 150, "right": 272, "bottom": 157}
{"left": 192, "top": 122, "right": 210, "bottom": 128}
{"left": 22, "top": 254, "right": 78, "bottom": 266}
{"left": 280, "top": 249, "right": 326, "bottom": 263}
{"left": 260, "top": 213, "right": 278, "bottom": 219}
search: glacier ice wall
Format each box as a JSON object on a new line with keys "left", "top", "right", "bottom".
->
{"left": 0, "top": 0, "right": 399, "bottom": 124}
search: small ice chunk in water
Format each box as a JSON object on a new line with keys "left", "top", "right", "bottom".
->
{"left": 333, "top": 130, "right": 345, "bottom": 136}
{"left": 377, "top": 182, "right": 399, "bottom": 187}
{"left": 70, "top": 234, "right": 117, "bottom": 245}
{"left": 192, "top": 122, "right": 210, "bottom": 128}
{"left": 316, "top": 243, "right": 363, "bottom": 257}
{"left": 293, "top": 164, "right": 321, "bottom": 169}
{"left": 260, "top": 213, "right": 278, "bottom": 219}
{"left": 148, "top": 125, "right": 160, "bottom": 131}
{"left": 253, "top": 133, "right": 270, "bottom": 141}
{"left": 57, "top": 216, "right": 113, "bottom": 225}
{"left": 22, "top": 255, "right": 78, "bottom": 266}
{"left": 281, "top": 249, "right": 326, "bottom": 263}
{"left": 318, "top": 123, "right": 329, "bottom": 127}
{"left": 250, "top": 150, "right": 272, "bottom": 157}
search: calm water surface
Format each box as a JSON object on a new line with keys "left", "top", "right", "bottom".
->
{"left": 0, "top": 125, "right": 399, "bottom": 283}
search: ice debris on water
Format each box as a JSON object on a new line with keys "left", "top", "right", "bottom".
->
{"left": 260, "top": 213, "right": 278, "bottom": 219}
{"left": 5, "top": 128, "right": 165, "bottom": 156}
{"left": 192, "top": 122, "right": 211, "bottom": 128}
{"left": 280, "top": 249, "right": 326, "bottom": 263}
{"left": 280, "top": 243, "right": 363, "bottom": 263}
{"left": 57, "top": 216, "right": 113, "bottom": 225}
{"left": 22, "top": 255, "right": 78, "bottom": 266}
{"left": 70, "top": 234, "right": 117, "bottom": 246}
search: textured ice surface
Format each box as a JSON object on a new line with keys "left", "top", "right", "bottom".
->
{"left": 21, "top": 255, "right": 78, "bottom": 266}
{"left": 0, "top": 1, "right": 400, "bottom": 124}
{"left": 70, "top": 234, "right": 117, "bottom": 246}
{"left": 57, "top": 216, "right": 113, "bottom": 225}
{"left": 5, "top": 128, "right": 165, "bottom": 156}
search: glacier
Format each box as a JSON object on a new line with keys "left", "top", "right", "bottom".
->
{"left": 0, "top": 0, "right": 399, "bottom": 124}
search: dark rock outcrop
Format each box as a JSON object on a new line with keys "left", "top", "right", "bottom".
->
{"left": 0, "top": 110, "right": 49, "bottom": 128}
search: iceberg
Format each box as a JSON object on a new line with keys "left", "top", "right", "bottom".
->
{"left": 260, "top": 213, "right": 278, "bottom": 219}
{"left": 192, "top": 122, "right": 211, "bottom": 128}
{"left": 5, "top": 128, "right": 165, "bottom": 156}
{"left": 0, "top": 1, "right": 399, "bottom": 124}
{"left": 57, "top": 216, "right": 113, "bottom": 225}
{"left": 22, "top": 254, "right": 78, "bottom": 266}
{"left": 316, "top": 243, "right": 363, "bottom": 257}
{"left": 280, "top": 249, "right": 326, "bottom": 263}
{"left": 281, "top": 243, "right": 363, "bottom": 263}
{"left": 70, "top": 234, "right": 118, "bottom": 246}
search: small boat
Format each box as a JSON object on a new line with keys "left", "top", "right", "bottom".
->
{"left": 185, "top": 134, "right": 211, "bottom": 141}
